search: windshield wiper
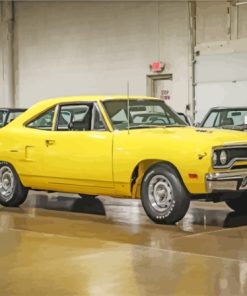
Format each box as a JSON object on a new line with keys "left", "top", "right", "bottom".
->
{"left": 129, "top": 124, "right": 166, "bottom": 129}
{"left": 163, "top": 124, "right": 186, "bottom": 128}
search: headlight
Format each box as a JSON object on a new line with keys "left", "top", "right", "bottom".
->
{"left": 213, "top": 152, "right": 217, "bottom": 165}
{"left": 220, "top": 150, "right": 227, "bottom": 165}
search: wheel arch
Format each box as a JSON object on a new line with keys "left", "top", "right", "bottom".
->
{"left": 130, "top": 159, "right": 188, "bottom": 198}
{"left": 0, "top": 160, "right": 25, "bottom": 186}
{"left": 0, "top": 160, "right": 19, "bottom": 174}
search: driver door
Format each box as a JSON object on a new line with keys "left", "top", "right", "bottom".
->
{"left": 41, "top": 102, "right": 113, "bottom": 191}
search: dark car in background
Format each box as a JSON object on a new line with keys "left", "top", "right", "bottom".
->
{"left": 200, "top": 107, "right": 247, "bottom": 131}
{"left": 0, "top": 108, "right": 26, "bottom": 127}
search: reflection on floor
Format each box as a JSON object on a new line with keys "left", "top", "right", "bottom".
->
{"left": 30, "top": 192, "right": 247, "bottom": 228}
{"left": 1, "top": 191, "right": 247, "bottom": 296}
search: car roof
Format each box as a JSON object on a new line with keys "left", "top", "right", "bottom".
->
{"left": 2, "top": 96, "right": 161, "bottom": 128}
{"left": 2, "top": 96, "right": 160, "bottom": 113}
{"left": 209, "top": 106, "right": 247, "bottom": 110}
{"left": 22, "top": 96, "right": 160, "bottom": 115}
{"left": 37, "top": 95, "right": 159, "bottom": 104}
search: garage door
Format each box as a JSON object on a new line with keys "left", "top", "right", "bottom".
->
{"left": 195, "top": 52, "right": 247, "bottom": 122}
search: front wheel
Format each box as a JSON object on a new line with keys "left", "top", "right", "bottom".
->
{"left": 0, "top": 162, "right": 28, "bottom": 207}
{"left": 225, "top": 193, "right": 247, "bottom": 212}
{"left": 141, "top": 164, "right": 190, "bottom": 224}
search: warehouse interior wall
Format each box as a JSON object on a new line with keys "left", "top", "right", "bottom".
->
{"left": 12, "top": 1, "right": 190, "bottom": 113}
{"left": 1, "top": 1, "right": 247, "bottom": 114}
{"left": 196, "top": 1, "right": 247, "bottom": 43}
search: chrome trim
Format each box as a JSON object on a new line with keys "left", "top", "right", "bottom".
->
{"left": 215, "top": 144, "right": 247, "bottom": 149}
{"left": 214, "top": 157, "right": 247, "bottom": 169}
{"left": 206, "top": 171, "right": 247, "bottom": 193}
{"left": 93, "top": 102, "right": 108, "bottom": 131}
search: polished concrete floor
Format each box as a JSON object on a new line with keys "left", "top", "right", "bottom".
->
{"left": 1, "top": 192, "right": 247, "bottom": 296}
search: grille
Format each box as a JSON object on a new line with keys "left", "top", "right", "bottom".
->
{"left": 214, "top": 146, "right": 247, "bottom": 169}
{"left": 228, "top": 148, "right": 247, "bottom": 159}
{"left": 231, "top": 165, "right": 247, "bottom": 170}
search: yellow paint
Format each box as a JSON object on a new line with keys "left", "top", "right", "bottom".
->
{"left": 1, "top": 95, "right": 247, "bottom": 198}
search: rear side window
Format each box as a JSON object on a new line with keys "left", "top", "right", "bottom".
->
{"left": 26, "top": 107, "right": 55, "bottom": 130}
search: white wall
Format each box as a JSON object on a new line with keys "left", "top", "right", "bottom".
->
{"left": 13, "top": 1, "right": 190, "bottom": 113}
{"left": 196, "top": 1, "right": 229, "bottom": 44}
{"left": 194, "top": 1, "right": 247, "bottom": 121}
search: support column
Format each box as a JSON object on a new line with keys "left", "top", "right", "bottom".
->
{"left": 187, "top": 1, "right": 196, "bottom": 120}
{"left": 0, "top": 1, "right": 15, "bottom": 107}
{"left": 230, "top": 2, "right": 239, "bottom": 40}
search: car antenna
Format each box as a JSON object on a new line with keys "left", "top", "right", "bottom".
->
{"left": 127, "top": 80, "right": 130, "bottom": 134}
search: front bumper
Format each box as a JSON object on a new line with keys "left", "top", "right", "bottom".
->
{"left": 206, "top": 171, "right": 247, "bottom": 193}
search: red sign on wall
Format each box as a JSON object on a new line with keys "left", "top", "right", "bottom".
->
{"left": 150, "top": 62, "right": 165, "bottom": 72}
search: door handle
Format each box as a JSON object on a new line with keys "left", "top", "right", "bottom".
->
{"left": 45, "top": 139, "right": 55, "bottom": 146}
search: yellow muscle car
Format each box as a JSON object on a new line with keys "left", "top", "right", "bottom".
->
{"left": 1, "top": 96, "right": 247, "bottom": 224}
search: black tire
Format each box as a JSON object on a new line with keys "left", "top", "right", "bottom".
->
{"left": 225, "top": 193, "right": 247, "bottom": 213}
{"left": 79, "top": 194, "right": 97, "bottom": 198}
{"left": 141, "top": 163, "right": 190, "bottom": 224}
{"left": 0, "top": 162, "right": 28, "bottom": 207}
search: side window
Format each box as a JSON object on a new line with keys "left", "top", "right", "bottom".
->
{"left": 56, "top": 104, "right": 92, "bottom": 131}
{"left": 92, "top": 105, "right": 106, "bottom": 131}
{"left": 26, "top": 107, "right": 55, "bottom": 130}
{"left": 112, "top": 109, "right": 127, "bottom": 123}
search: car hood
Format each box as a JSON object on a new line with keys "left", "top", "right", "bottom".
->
{"left": 129, "top": 126, "right": 247, "bottom": 148}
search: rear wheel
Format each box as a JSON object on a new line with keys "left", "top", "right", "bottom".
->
{"left": 141, "top": 163, "right": 190, "bottom": 224}
{"left": 225, "top": 193, "right": 247, "bottom": 212}
{"left": 0, "top": 163, "right": 28, "bottom": 207}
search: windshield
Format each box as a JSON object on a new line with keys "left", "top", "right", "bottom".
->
{"left": 103, "top": 99, "right": 186, "bottom": 130}
{"left": 202, "top": 109, "right": 247, "bottom": 128}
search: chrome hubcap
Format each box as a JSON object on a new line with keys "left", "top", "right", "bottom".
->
{"left": 0, "top": 166, "right": 15, "bottom": 201}
{"left": 148, "top": 175, "right": 174, "bottom": 213}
